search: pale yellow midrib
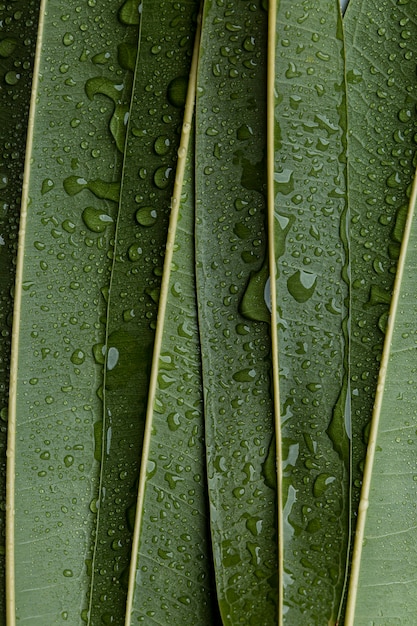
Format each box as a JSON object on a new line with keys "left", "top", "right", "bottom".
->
{"left": 266, "top": 1, "right": 284, "bottom": 624}
{"left": 5, "top": 2, "right": 47, "bottom": 625}
{"left": 344, "top": 169, "right": 417, "bottom": 625}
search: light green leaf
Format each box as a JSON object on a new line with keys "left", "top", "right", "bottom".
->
{"left": 6, "top": 1, "right": 138, "bottom": 623}
{"left": 125, "top": 14, "right": 218, "bottom": 623}
{"left": 87, "top": 1, "right": 199, "bottom": 622}
{"left": 345, "top": 0, "right": 417, "bottom": 513}
{"left": 345, "top": 169, "right": 417, "bottom": 625}
{"left": 195, "top": 2, "right": 278, "bottom": 624}
{"left": 270, "top": 0, "right": 349, "bottom": 621}
{"left": 0, "top": 2, "right": 40, "bottom": 621}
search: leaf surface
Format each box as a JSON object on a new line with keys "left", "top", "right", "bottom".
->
{"left": 0, "top": 3, "right": 40, "bottom": 621}
{"left": 271, "top": 0, "right": 349, "bottom": 621}
{"left": 7, "top": 1, "right": 139, "bottom": 622}
{"left": 125, "top": 19, "right": 219, "bottom": 618}
{"left": 344, "top": 0, "right": 417, "bottom": 513}
{"left": 345, "top": 169, "right": 417, "bottom": 625}
{"left": 195, "top": 2, "right": 278, "bottom": 624}
{"left": 87, "top": 1, "right": 199, "bottom": 622}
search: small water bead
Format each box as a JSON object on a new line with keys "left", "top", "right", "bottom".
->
{"left": 71, "top": 350, "right": 85, "bottom": 365}
{"left": 153, "top": 166, "right": 173, "bottom": 189}
{"left": 82, "top": 207, "right": 113, "bottom": 233}
{"left": 0, "top": 172, "right": 8, "bottom": 190}
{"left": 237, "top": 124, "right": 253, "bottom": 140}
{"left": 63, "top": 32, "right": 74, "bottom": 46}
{"left": 136, "top": 206, "right": 157, "bottom": 227}
{"left": 0, "top": 37, "right": 17, "bottom": 58}
{"left": 4, "top": 70, "right": 20, "bottom": 85}
{"left": 167, "top": 76, "right": 188, "bottom": 108}
{"left": 118, "top": 0, "right": 141, "bottom": 24}
{"left": 153, "top": 135, "right": 171, "bottom": 156}
{"left": 92, "top": 51, "right": 111, "bottom": 65}
{"left": 287, "top": 269, "right": 317, "bottom": 303}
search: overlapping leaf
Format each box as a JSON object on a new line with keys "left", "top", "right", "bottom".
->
{"left": 88, "top": 1, "right": 199, "bottom": 622}
{"left": 345, "top": 169, "right": 417, "bottom": 624}
{"left": 0, "top": 3, "right": 41, "bottom": 621}
{"left": 7, "top": 0, "right": 139, "bottom": 622}
{"left": 195, "top": 2, "right": 278, "bottom": 624}
{"left": 345, "top": 0, "right": 417, "bottom": 518}
{"left": 271, "top": 0, "right": 350, "bottom": 622}
{"left": 3, "top": 0, "right": 417, "bottom": 623}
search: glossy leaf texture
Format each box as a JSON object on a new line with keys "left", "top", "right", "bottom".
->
{"left": 345, "top": 0, "right": 417, "bottom": 517}
{"left": 7, "top": 0, "right": 139, "bottom": 623}
{"left": 345, "top": 170, "right": 417, "bottom": 625}
{"left": 195, "top": 1, "right": 278, "bottom": 624}
{"left": 88, "top": 1, "right": 199, "bottom": 622}
{"left": 272, "top": 0, "right": 349, "bottom": 622}
{"left": 126, "top": 135, "right": 218, "bottom": 626}
{"left": 125, "top": 21, "right": 219, "bottom": 612}
{"left": 0, "top": 2, "right": 40, "bottom": 620}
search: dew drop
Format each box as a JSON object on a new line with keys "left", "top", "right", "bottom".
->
{"left": 41, "top": 178, "right": 55, "bottom": 195}
{"left": 153, "top": 135, "right": 171, "bottom": 156}
{"left": 71, "top": 350, "right": 85, "bottom": 365}
{"left": 287, "top": 270, "right": 317, "bottom": 303}
{"left": 0, "top": 37, "right": 17, "bottom": 58}
{"left": 167, "top": 76, "right": 188, "bottom": 108}
{"left": 82, "top": 207, "right": 113, "bottom": 232}
{"left": 135, "top": 206, "right": 157, "bottom": 227}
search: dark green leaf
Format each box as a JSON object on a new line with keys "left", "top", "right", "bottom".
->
{"left": 271, "top": 0, "right": 349, "bottom": 621}
{"left": 195, "top": 2, "right": 278, "bottom": 624}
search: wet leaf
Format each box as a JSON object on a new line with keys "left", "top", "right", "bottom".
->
{"left": 345, "top": 0, "right": 417, "bottom": 520}
{"left": 87, "top": 1, "right": 199, "bottom": 622}
{"left": 125, "top": 19, "right": 219, "bottom": 620}
{"left": 345, "top": 169, "right": 417, "bottom": 625}
{"left": 195, "top": 2, "right": 278, "bottom": 624}
{"left": 7, "top": 0, "right": 139, "bottom": 622}
{"left": 270, "top": 0, "right": 350, "bottom": 622}
{"left": 0, "top": 1, "right": 41, "bottom": 621}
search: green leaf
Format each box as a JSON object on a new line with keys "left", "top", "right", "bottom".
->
{"left": 125, "top": 15, "right": 219, "bottom": 622}
{"left": 87, "top": 1, "right": 200, "bottom": 622}
{"left": 6, "top": 1, "right": 138, "bottom": 622}
{"left": 270, "top": 0, "right": 349, "bottom": 621}
{"left": 345, "top": 169, "right": 417, "bottom": 625}
{"left": 0, "top": 2, "right": 41, "bottom": 621}
{"left": 345, "top": 0, "right": 417, "bottom": 512}
{"left": 195, "top": 2, "right": 278, "bottom": 624}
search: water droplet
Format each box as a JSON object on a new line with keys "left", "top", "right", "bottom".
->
{"left": 167, "top": 76, "right": 188, "bottom": 108}
{"left": 237, "top": 124, "right": 253, "bottom": 140}
{"left": 0, "top": 37, "right": 17, "bottom": 58}
{"left": 154, "top": 135, "right": 171, "bottom": 156}
{"left": 135, "top": 206, "right": 157, "bottom": 227}
{"left": 233, "top": 368, "right": 256, "bottom": 383}
{"left": 0, "top": 172, "right": 8, "bottom": 190}
{"left": 5, "top": 70, "right": 20, "bottom": 85}
{"left": 153, "top": 166, "right": 173, "bottom": 189}
{"left": 82, "top": 206, "right": 113, "bottom": 232}
{"left": 118, "top": 0, "right": 141, "bottom": 25}
{"left": 287, "top": 270, "right": 317, "bottom": 303}
{"left": 128, "top": 243, "right": 143, "bottom": 261}
{"left": 41, "top": 178, "right": 54, "bottom": 194}
{"left": 71, "top": 350, "right": 85, "bottom": 365}
{"left": 313, "top": 473, "right": 336, "bottom": 498}
{"left": 63, "top": 32, "right": 74, "bottom": 46}
{"left": 274, "top": 169, "right": 294, "bottom": 195}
